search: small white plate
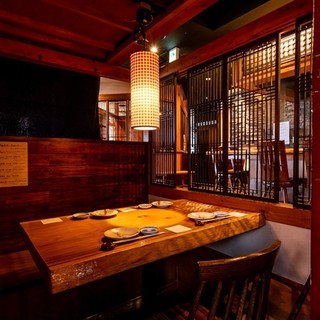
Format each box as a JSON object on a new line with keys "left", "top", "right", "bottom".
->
{"left": 152, "top": 201, "right": 173, "bottom": 208}
{"left": 187, "top": 212, "right": 216, "bottom": 220}
{"left": 72, "top": 213, "right": 89, "bottom": 220}
{"left": 104, "top": 227, "right": 140, "bottom": 240}
{"left": 140, "top": 226, "right": 159, "bottom": 235}
{"left": 90, "top": 209, "right": 118, "bottom": 218}
{"left": 138, "top": 203, "right": 152, "bottom": 209}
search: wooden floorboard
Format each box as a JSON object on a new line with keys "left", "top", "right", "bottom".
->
{"left": 268, "top": 279, "right": 310, "bottom": 319}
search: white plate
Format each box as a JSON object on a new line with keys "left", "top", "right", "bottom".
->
{"left": 90, "top": 209, "right": 118, "bottom": 218}
{"left": 140, "top": 226, "right": 159, "bottom": 235}
{"left": 72, "top": 213, "right": 89, "bottom": 220}
{"left": 187, "top": 212, "right": 216, "bottom": 220}
{"left": 138, "top": 203, "right": 152, "bottom": 209}
{"left": 104, "top": 227, "right": 140, "bottom": 240}
{"left": 152, "top": 201, "right": 173, "bottom": 208}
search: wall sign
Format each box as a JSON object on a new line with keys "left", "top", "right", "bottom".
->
{"left": 169, "top": 47, "right": 180, "bottom": 63}
{"left": 0, "top": 142, "right": 28, "bottom": 187}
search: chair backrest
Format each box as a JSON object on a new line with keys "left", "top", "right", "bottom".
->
{"left": 260, "top": 141, "right": 291, "bottom": 186}
{"left": 303, "top": 138, "right": 312, "bottom": 184}
{"left": 214, "top": 154, "right": 233, "bottom": 175}
{"left": 232, "top": 158, "right": 245, "bottom": 172}
{"left": 187, "top": 240, "right": 281, "bottom": 320}
{"left": 278, "top": 140, "right": 291, "bottom": 184}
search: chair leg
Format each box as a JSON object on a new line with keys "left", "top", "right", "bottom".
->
{"left": 228, "top": 175, "right": 233, "bottom": 192}
{"left": 263, "top": 184, "right": 271, "bottom": 198}
{"left": 282, "top": 188, "right": 288, "bottom": 203}
{"left": 287, "top": 275, "right": 310, "bottom": 320}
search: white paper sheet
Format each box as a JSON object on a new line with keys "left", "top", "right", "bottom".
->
{"left": 41, "top": 217, "right": 63, "bottom": 224}
{"left": 165, "top": 224, "right": 191, "bottom": 233}
{"left": 228, "top": 211, "right": 247, "bottom": 217}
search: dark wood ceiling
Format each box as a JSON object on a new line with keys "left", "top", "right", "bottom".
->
{"left": 0, "top": 0, "right": 221, "bottom": 80}
{"left": 0, "top": 0, "right": 312, "bottom": 82}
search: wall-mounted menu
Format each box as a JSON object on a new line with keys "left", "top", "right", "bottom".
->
{"left": 0, "top": 142, "right": 28, "bottom": 187}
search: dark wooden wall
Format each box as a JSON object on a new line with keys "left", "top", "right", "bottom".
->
{"left": 0, "top": 137, "right": 149, "bottom": 254}
{"left": 0, "top": 57, "right": 100, "bottom": 139}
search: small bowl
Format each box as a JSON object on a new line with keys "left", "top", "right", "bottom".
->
{"left": 152, "top": 201, "right": 173, "bottom": 208}
{"left": 90, "top": 209, "right": 118, "bottom": 218}
{"left": 140, "top": 226, "right": 159, "bottom": 235}
{"left": 72, "top": 213, "right": 89, "bottom": 220}
{"left": 138, "top": 203, "right": 152, "bottom": 209}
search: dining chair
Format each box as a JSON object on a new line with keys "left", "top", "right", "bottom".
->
{"left": 230, "top": 158, "right": 249, "bottom": 193}
{"left": 214, "top": 155, "right": 233, "bottom": 191}
{"left": 260, "top": 140, "right": 293, "bottom": 203}
{"left": 302, "top": 138, "right": 312, "bottom": 204}
{"left": 143, "top": 240, "right": 281, "bottom": 320}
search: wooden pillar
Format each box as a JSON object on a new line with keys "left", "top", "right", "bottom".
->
{"left": 311, "top": 0, "right": 320, "bottom": 318}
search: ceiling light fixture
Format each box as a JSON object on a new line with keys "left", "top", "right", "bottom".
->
{"left": 130, "top": 3, "right": 159, "bottom": 130}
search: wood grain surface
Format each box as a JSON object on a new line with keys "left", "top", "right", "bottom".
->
{"left": 21, "top": 199, "right": 265, "bottom": 293}
{"left": 0, "top": 137, "right": 148, "bottom": 254}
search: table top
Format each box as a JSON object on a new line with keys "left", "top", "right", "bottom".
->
{"left": 20, "top": 199, "right": 265, "bottom": 293}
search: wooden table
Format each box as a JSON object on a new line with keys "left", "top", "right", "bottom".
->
{"left": 20, "top": 199, "right": 265, "bottom": 294}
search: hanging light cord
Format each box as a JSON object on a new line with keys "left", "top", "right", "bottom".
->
{"left": 133, "top": 4, "right": 153, "bottom": 49}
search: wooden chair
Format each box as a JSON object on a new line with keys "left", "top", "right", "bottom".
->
{"left": 214, "top": 155, "right": 233, "bottom": 191}
{"left": 302, "top": 138, "right": 312, "bottom": 204}
{"left": 230, "top": 158, "right": 249, "bottom": 193}
{"left": 143, "top": 240, "right": 281, "bottom": 320}
{"left": 260, "top": 140, "right": 293, "bottom": 203}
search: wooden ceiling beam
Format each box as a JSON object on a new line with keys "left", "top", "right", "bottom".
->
{"left": 0, "top": 22, "right": 106, "bottom": 60}
{"left": 160, "top": 0, "right": 312, "bottom": 78}
{"left": 107, "top": 0, "right": 219, "bottom": 65}
{"left": 0, "top": 9, "right": 115, "bottom": 51}
{"left": 42, "top": 0, "right": 134, "bottom": 32}
{"left": 0, "top": 37, "right": 130, "bottom": 81}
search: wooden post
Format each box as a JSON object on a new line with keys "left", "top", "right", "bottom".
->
{"left": 311, "top": 0, "right": 320, "bottom": 318}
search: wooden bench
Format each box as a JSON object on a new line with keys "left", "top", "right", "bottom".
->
{"left": 0, "top": 250, "right": 40, "bottom": 290}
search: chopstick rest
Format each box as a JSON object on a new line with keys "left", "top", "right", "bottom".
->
{"left": 100, "top": 241, "right": 116, "bottom": 251}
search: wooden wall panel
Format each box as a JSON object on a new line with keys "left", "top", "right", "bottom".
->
{"left": 311, "top": 0, "right": 320, "bottom": 318}
{"left": 0, "top": 137, "right": 149, "bottom": 254}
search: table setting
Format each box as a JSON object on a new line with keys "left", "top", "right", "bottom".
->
{"left": 20, "top": 199, "right": 264, "bottom": 293}
{"left": 71, "top": 201, "right": 245, "bottom": 252}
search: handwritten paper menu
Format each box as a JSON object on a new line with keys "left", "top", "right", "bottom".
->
{"left": 0, "top": 142, "right": 28, "bottom": 187}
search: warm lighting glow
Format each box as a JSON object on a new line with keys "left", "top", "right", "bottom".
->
{"left": 130, "top": 51, "right": 160, "bottom": 130}
{"left": 150, "top": 46, "right": 158, "bottom": 53}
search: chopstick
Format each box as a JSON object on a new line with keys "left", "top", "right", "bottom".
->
{"left": 112, "top": 231, "right": 166, "bottom": 244}
{"left": 194, "top": 215, "right": 230, "bottom": 226}
{"left": 199, "top": 215, "right": 230, "bottom": 223}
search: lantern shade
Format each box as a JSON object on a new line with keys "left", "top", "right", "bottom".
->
{"left": 130, "top": 51, "right": 160, "bottom": 130}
